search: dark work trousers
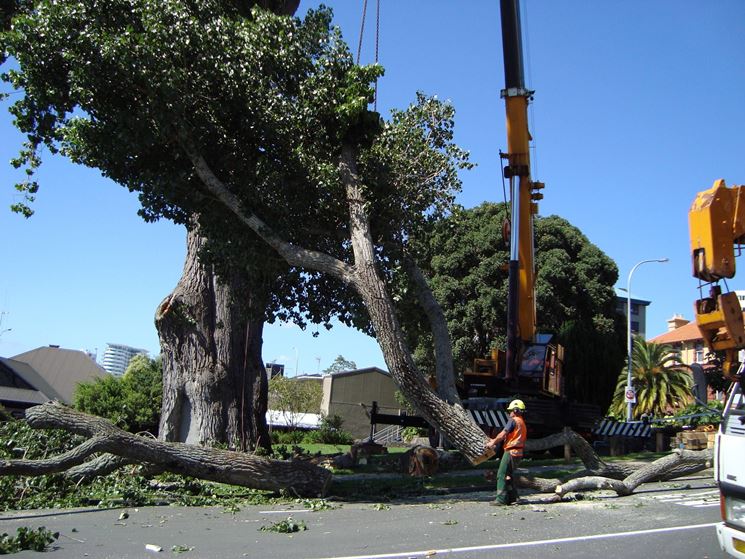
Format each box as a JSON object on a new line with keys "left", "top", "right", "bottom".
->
{"left": 496, "top": 451, "right": 521, "bottom": 505}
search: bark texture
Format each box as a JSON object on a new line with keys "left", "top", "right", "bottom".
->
{"left": 156, "top": 226, "right": 270, "bottom": 451}
{"left": 4, "top": 403, "right": 329, "bottom": 497}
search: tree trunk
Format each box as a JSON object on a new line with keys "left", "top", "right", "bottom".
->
{"left": 156, "top": 226, "right": 270, "bottom": 451}
{"left": 402, "top": 254, "right": 460, "bottom": 404}
{"left": 4, "top": 403, "right": 329, "bottom": 497}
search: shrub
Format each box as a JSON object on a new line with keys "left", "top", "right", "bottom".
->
{"left": 304, "top": 415, "right": 353, "bottom": 445}
{"left": 74, "top": 355, "right": 162, "bottom": 435}
{"left": 271, "top": 430, "right": 306, "bottom": 445}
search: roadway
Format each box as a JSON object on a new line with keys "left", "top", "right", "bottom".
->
{"left": 1, "top": 473, "right": 724, "bottom": 559}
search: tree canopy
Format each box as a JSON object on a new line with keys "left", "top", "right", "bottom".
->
{"left": 405, "top": 202, "right": 624, "bottom": 406}
{"left": 2, "top": 1, "right": 491, "bottom": 460}
{"left": 323, "top": 355, "right": 357, "bottom": 374}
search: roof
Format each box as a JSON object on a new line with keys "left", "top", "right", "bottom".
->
{"left": 648, "top": 320, "right": 703, "bottom": 344}
{"left": 328, "top": 367, "right": 390, "bottom": 379}
{"left": 648, "top": 311, "right": 745, "bottom": 345}
{"left": 10, "top": 346, "right": 109, "bottom": 404}
{"left": 0, "top": 357, "right": 56, "bottom": 399}
{"left": 0, "top": 386, "right": 48, "bottom": 406}
{"left": 614, "top": 291, "right": 652, "bottom": 306}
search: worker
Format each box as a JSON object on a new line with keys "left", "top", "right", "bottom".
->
{"left": 485, "top": 399, "right": 527, "bottom": 505}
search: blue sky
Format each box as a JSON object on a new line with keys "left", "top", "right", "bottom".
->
{"left": 2, "top": 1, "right": 744, "bottom": 375}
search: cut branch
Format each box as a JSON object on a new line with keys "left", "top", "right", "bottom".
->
{"left": 10, "top": 403, "right": 331, "bottom": 497}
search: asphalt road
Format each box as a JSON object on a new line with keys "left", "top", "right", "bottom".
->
{"left": 1, "top": 473, "right": 725, "bottom": 559}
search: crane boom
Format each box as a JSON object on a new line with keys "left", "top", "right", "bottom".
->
{"left": 500, "top": 0, "right": 540, "bottom": 378}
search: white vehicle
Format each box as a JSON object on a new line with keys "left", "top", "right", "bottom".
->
{"left": 716, "top": 376, "right": 745, "bottom": 558}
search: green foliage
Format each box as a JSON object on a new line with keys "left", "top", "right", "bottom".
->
{"left": 406, "top": 203, "right": 622, "bottom": 399}
{"left": 259, "top": 516, "right": 307, "bottom": 533}
{"left": 268, "top": 376, "right": 323, "bottom": 429}
{"left": 559, "top": 316, "right": 626, "bottom": 411}
{"left": 0, "top": 416, "right": 282, "bottom": 511}
{"left": 271, "top": 429, "right": 306, "bottom": 445}
{"left": 2, "top": 0, "right": 471, "bottom": 343}
{"left": 73, "top": 355, "right": 162, "bottom": 435}
{"left": 608, "top": 338, "right": 693, "bottom": 419}
{"left": 401, "top": 426, "right": 428, "bottom": 442}
{"left": 304, "top": 415, "right": 353, "bottom": 445}
{"left": 668, "top": 400, "right": 723, "bottom": 428}
{"left": 703, "top": 351, "right": 733, "bottom": 394}
{"left": 0, "top": 526, "right": 58, "bottom": 553}
{"left": 322, "top": 355, "right": 357, "bottom": 374}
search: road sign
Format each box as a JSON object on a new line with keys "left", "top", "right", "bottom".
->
{"left": 625, "top": 386, "right": 636, "bottom": 404}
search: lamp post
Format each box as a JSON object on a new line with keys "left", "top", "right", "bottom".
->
{"left": 626, "top": 258, "right": 669, "bottom": 421}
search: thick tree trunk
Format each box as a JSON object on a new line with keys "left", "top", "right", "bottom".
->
{"left": 156, "top": 226, "right": 270, "bottom": 450}
{"left": 4, "top": 403, "right": 329, "bottom": 497}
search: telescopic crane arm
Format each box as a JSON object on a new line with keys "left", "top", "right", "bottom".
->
{"left": 500, "top": 0, "right": 544, "bottom": 378}
{"left": 689, "top": 179, "right": 745, "bottom": 377}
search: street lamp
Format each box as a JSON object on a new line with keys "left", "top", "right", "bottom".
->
{"left": 626, "top": 258, "right": 669, "bottom": 421}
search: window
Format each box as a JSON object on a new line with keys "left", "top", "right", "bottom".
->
{"left": 694, "top": 342, "right": 704, "bottom": 363}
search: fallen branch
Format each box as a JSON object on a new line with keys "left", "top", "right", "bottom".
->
{"left": 3, "top": 402, "right": 331, "bottom": 497}
{"left": 555, "top": 448, "right": 712, "bottom": 497}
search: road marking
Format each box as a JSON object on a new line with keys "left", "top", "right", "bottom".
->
{"left": 259, "top": 509, "right": 313, "bottom": 515}
{"left": 319, "top": 522, "right": 718, "bottom": 559}
{"left": 645, "top": 489, "right": 720, "bottom": 508}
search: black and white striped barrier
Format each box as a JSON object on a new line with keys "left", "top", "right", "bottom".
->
{"left": 467, "top": 409, "right": 510, "bottom": 430}
{"left": 592, "top": 419, "right": 652, "bottom": 438}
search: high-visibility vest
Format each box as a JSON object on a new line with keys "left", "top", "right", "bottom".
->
{"left": 504, "top": 415, "right": 527, "bottom": 458}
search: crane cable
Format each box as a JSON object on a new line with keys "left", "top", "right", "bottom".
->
{"left": 356, "top": 0, "right": 381, "bottom": 111}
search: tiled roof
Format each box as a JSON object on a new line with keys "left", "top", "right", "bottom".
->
{"left": 648, "top": 320, "right": 702, "bottom": 344}
{"left": 648, "top": 312, "right": 745, "bottom": 345}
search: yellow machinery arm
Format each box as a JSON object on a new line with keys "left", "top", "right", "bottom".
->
{"left": 501, "top": 0, "right": 539, "bottom": 377}
{"left": 689, "top": 179, "right": 745, "bottom": 376}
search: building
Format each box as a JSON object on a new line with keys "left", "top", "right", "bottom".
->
{"left": 615, "top": 293, "right": 652, "bottom": 338}
{"left": 0, "top": 357, "right": 54, "bottom": 417}
{"left": 648, "top": 315, "right": 706, "bottom": 366}
{"left": 320, "top": 367, "right": 399, "bottom": 439}
{"left": 102, "top": 343, "right": 148, "bottom": 376}
{"left": 5, "top": 345, "right": 109, "bottom": 407}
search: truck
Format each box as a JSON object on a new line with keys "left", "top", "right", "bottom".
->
{"left": 457, "top": 0, "right": 598, "bottom": 440}
{"left": 688, "top": 179, "right": 745, "bottom": 557}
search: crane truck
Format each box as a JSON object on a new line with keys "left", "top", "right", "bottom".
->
{"left": 688, "top": 179, "right": 745, "bottom": 558}
{"left": 457, "top": 0, "right": 597, "bottom": 439}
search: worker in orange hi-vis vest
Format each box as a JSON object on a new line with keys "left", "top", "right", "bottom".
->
{"left": 485, "top": 399, "right": 527, "bottom": 505}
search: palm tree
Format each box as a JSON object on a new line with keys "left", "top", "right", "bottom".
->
{"left": 608, "top": 337, "right": 693, "bottom": 419}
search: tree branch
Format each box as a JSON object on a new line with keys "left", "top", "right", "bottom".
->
{"left": 177, "top": 131, "right": 356, "bottom": 284}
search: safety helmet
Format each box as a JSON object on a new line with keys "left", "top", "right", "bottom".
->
{"left": 507, "top": 399, "right": 526, "bottom": 412}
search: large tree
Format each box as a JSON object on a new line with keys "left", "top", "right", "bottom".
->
{"left": 2, "top": 0, "right": 327, "bottom": 451}
{"left": 2, "top": 1, "right": 491, "bottom": 461}
{"left": 404, "top": 203, "right": 624, "bottom": 408}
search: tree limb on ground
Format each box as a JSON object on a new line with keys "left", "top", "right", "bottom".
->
{"left": 2, "top": 403, "right": 713, "bottom": 502}
{"left": 1, "top": 403, "right": 330, "bottom": 497}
